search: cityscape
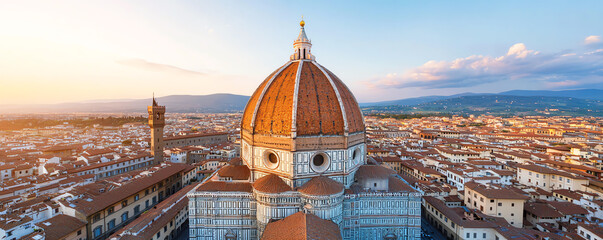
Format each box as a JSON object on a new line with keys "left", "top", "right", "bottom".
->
{"left": 1, "top": 1, "right": 603, "bottom": 240}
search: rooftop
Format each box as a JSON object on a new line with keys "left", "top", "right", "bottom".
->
{"left": 261, "top": 211, "right": 342, "bottom": 240}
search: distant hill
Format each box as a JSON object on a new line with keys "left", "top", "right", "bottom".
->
{"left": 499, "top": 89, "right": 603, "bottom": 100}
{"left": 362, "top": 95, "right": 603, "bottom": 116}
{"left": 2, "top": 89, "right": 601, "bottom": 115}
{"left": 359, "top": 92, "right": 483, "bottom": 107}
{"left": 0, "top": 94, "right": 251, "bottom": 113}
{"left": 361, "top": 89, "right": 603, "bottom": 107}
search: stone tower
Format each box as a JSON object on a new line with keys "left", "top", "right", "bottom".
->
{"left": 148, "top": 96, "right": 166, "bottom": 164}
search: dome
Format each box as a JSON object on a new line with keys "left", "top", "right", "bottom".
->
{"left": 241, "top": 21, "right": 364, "bottom": 151}
{"left": 297, "top": 176, "right": 344, "bottom": 196}
{"left": 242, "top": 61, "right": 364, "bottom": 136}
{"left": 217, "top": 165, "right": 250, "bottom": 180}
{"left": 253, "top": 174, "right": 292, "bottom": 193}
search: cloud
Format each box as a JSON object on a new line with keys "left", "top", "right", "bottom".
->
{"left": 585, "top": 35, "right": 602, "bottom": 45}
{"left": 367, "top": 42, "right": 603, "bottom": 89}
{"left": 117, "top": 58, "right": 206, "bottom": 76}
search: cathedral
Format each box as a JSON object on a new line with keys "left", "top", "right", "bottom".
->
{"left": 187, "top": 20, "right": 422, "bottom": 240}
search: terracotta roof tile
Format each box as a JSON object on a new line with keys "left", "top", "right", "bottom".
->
{"left": 524, "top": 201, "right": 564, "bottom": 218}
{"left": 465, "top": 182, "right": 530, "bottom": 200}
{"left": 388, "top": 175, "right": 418, "bottom": 193}
{"left": 548, "top": 201, "right": 588, "bottom": 215}
{"left": 253, "top": 174, "right": 292, "bottom": 193}
{"left": 323, "top": 67, "right": 364, "bottom": 133}
{"left": 70, "top": 163, "right": 188, "bottom": 216}
{"left": 242, "top": 61, "right": 365, "bottom": 137}
{"left": 254, "top": 62, "right": 299, "bottom": 135}
{"left": 261, "top": 211, "right": 342, "bottom": 240}
{"left": 297, "top": 176, "right": 344, "bottom": 196}
{"left": 354, "top": 165, "right": 396, "bottom": 180}
{"left": 296, "top": 62, "right": 344, "bottom": 135}
{"left": 37, "top": 214, "right": 86, "bottom": 240}
{"left": 217, "top": 165, "right": 250, "bottom": 180}
{"left": 242, "top": 67, "right": 281, "bottom": 131}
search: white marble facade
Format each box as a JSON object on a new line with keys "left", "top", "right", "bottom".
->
{"left": 188, "top": 139, "right": 422, "bottom": 240}
{"left": 188, "top": 20, "right": 422, "bottom": 240}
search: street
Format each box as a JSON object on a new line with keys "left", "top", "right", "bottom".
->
{"left": 174, "top": 220, "right": 189, "bottom": 240}
{"left": 421, "top": 217, "right": 446, "bottom": 240}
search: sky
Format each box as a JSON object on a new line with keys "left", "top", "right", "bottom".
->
{"left": 1, "top": 0, "right": 602, "bottom": 104}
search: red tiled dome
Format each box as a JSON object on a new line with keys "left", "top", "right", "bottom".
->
{"left": 217, "top": 165, "right": 250, "bottom": 180}
{"left": 241, "top": 61, "right": 364, "bottom": 138}
{"left": 253, "top": 174, "right": 292, "bottom": 193}
{"left": 261, "top": 211, "right": 342, "bottom": 240}
{"left": 297, "top": 176, "right": 344, "bottom": 196}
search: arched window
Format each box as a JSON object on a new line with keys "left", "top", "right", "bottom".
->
{"left": 108, "top": 219, "right": 116, "bottom": 229}
{"left": 121, "top": 212, "right": 129, "bottom": 222}
{"left": 93, "top": 226, "right": 102, "bottom": 238}
{"left": 303, "top": 49, "right": 306, "bottom": 59}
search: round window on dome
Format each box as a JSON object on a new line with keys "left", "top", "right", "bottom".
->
{"left": 264, "top": 152, "right": 279, "bottom": 169}
{"left": 313, "top": 155, "right": 324, "bottom": 166}
{"left": 310, "top": 153, "right": 329, "bottom": 173}
{"left": 269, "top": 153, "right": 278, "bottom": 164}
{"left": 352, "top": 148, "right": 361, "bottom": 162}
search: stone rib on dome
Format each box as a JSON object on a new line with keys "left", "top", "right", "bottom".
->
{"left": 241, "top": 61, "right": 364, "bottom": 137}
{"left": 297, "top": 176, "right": 344, "bottom": 196}
{"left": 253, "top": 62, "right": 299, "bottom": 135}
{"left": 253, "top": 174, "right": 293, "bottom": 194}
{"left": 322, "top": 67, "right": 365, "bottom": 133}
{"left": 241, "top": 66, "right": 283, "bottom": 131}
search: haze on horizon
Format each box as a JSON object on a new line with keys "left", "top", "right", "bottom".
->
{"left": 1, "top": 0, "right": 602, "bottom": 105}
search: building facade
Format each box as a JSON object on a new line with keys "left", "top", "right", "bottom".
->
{"left": 516, "top": 164, "right": 589, "bottom": 191}
{"left": 188, "top": 20, "right": 422, "bottom": 240}
{"left": 59, "top": 164, "right": 190, "bottom": 240}
{"left": 67, "top": 153, "right": 154, "bottom": 179}
{"left": 164, "top": 133, "right": 228, "bottom": 148}
{"left": 463, "top": 182, "right": 528, "bottom": 228}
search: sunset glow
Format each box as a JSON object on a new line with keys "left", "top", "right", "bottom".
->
{"left": 1, "top": 0, "right": 602, "bottom": 104}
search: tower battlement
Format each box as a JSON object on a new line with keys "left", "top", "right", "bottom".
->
{"left": 147, "top": 105, "right": 166, "bottom": 128}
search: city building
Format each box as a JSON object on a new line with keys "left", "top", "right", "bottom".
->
{"left": 516, "top": 164, "right": 589, "bottom": 191}
{"left": 67, "top": 153, "right": 154, "bottom": 179}
{"left": 164, "top": 132, "right": 228, "bottom": 149}
{"left": 109, "top": 184, "right": 195, "bottom": 240}
{"left": 33, "top": 214, "right": 88, "bottom": 240}
{"left": 422, "top": 196, "right": 559, "bottom": 240}
{"left": 58, "top": 163, "right": 191, "bottom": 240}
{"left": 463, "top": 182, "right": 529, "bottom": 228}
